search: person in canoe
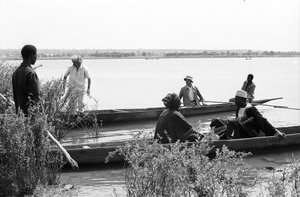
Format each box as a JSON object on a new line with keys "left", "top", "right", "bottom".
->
{"left": 241, "top": 74, "right": 256, "bottom": 102}
{"left": 154, "top": 93, "right": 203, "bottom": 143}
{"left": 63, "top": 55, "right": 91, "bottom": 114}
{"left": 179, "top": 75, "right": 206, "bottom": 107}
{"left": 210, "top": 90, "right": 286, "bottom": 140}
{"left": 229, "top": 74, "right": 256, "bottom": 103}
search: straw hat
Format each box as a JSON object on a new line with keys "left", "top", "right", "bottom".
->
{"left": 184, "top": 76, "right": 193, "bottom": 83}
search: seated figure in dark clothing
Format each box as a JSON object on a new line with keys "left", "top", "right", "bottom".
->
{"left": 154, "top": 93, "right": 202, "bottom": 143}
{"left": 210, "top": 90, "right": 286, "bottom": 140}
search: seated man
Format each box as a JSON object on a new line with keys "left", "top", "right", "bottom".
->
{"left": 241, "top": 74, "right": 256, "bottom": 102}
{"left": 210, "top": 90, "right": 285, "bottom": 139}
{"left": 154, "top": 93, "right": 202, "bottom": 143}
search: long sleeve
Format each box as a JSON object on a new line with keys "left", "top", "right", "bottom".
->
{"left": 194, "top": 86, "right": 204, "bottom": 101}
{"left": 27, "top": 71, "right": 40, "bottom": 103}
{"left": 246, "top": 107, "right": 276, "bottom": 136}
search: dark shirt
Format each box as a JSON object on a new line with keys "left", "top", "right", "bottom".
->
{"left": 154, "top": 109, "right": 198, "bottom": 143}
{"left": 235, "top": 106, "right": 277, "bottom": 137}
{"left": 12, "top": 64, "right": 40, "bottom": 114}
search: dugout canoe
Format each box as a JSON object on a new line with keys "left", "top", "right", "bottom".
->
{"left": 78, "top": 98, "right": 282, "bottom": 124}
{"left": 62, "top": 125, "right": 300, "bottom": 165}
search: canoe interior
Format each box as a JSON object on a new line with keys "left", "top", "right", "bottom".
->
{"left": 62, "top": 126, "right": 300, "bottom": 164}
{"left": 74, "top": 103, "right": 237, "bottom": 124}
{"left": 71, "top": 98, "right": 278, "bottom": 124}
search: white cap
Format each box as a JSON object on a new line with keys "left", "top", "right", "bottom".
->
{"left": 235, "top": 90, "right": 247, "bottom": 98}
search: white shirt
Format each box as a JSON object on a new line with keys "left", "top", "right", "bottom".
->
{"left": 237, "top": 103, "right": 252, "bottom": 121}
{"left": 187, "top": 86, "right": 194, "bottom": 101}
{"left": 64, "top": 64, "right": 90, "bottom": 89}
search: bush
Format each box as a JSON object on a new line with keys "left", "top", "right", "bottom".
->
{"left": 0, "top": 61, "right": 16, "bottom": 113}
{"left": 0, "top": 108, "right": 53, "bottom": 195}
{"left": 107, "top": 132, "right": 252, "bottom": 197}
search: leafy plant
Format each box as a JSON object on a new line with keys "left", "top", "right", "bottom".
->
{"left": 107, "top": 132, "right": 252, "bottom": 197}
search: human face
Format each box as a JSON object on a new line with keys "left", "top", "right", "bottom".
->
{"left": 185, "top": 79, "right": 192, "bottom": 87}
{"left": 31, "top": 53, "right": 37, "bottom": 65}
{"left": 73, "top": 61, "right": 82, "bottom": 68}
{"left": 234, "top": 96, "right": 247, "bottom": 108}
{"left": 247, "top": 75, "right": 253, "bottom": 83}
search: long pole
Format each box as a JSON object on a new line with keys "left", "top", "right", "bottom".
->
{"left": 0, "top": 93, "right": 79, "bottom": 169}
{"left": 206, "top": 100, "right": 300, "bottom": 111}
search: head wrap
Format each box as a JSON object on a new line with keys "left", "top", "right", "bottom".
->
{"left": 162, "top": 93, "right": 181, "bottom": 110}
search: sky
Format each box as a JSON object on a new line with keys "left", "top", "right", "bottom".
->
{"left": 0, "top": 0, "right": 299, "bottom": 51}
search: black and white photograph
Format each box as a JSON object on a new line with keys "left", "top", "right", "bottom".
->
{"left": 0, "top": 0, "right": 299, "bottom": 196}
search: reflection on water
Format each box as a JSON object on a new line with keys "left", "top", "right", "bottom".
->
{"left": 60, "top": 147, "right": 300, "bottom": 197}
{"left": 245, "top": 147, "right": 300, "bottom": 168}
{"left": 61, "top": 163, "right": 126, "bottom": 197}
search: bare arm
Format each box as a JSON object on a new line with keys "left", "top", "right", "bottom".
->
{"left": 195, "top": 87, "right": 206, "bottom": 105}
{"left": 86, "top": 78, "right": 91, "bottom": 95}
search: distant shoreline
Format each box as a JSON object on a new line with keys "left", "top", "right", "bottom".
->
{"left": 2, "top": 55, "right": 299, "bottom": 61}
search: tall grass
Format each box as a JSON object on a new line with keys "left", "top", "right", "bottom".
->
{"left": 0, "top": 61, "right": 15, "bottom": 113}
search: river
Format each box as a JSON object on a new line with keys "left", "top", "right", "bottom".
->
{"left": 7, "top": 57, "right": 300, "bottom": 196}
{"left": 7, "top": 57, "right": 300, "bottom": 110}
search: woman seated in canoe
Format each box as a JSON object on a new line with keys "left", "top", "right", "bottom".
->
{"left": 154, "top": 93, "right": 203, "bottom": 143}
{"left": 210, "top": 90, "right": 286, "bottom": 140}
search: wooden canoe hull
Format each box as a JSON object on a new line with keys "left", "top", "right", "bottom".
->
{"left": 78, "top": 98, "right": 276, "bottom": 124}
{"left": 63, "top": 126, "right": 300, "bottom": 165}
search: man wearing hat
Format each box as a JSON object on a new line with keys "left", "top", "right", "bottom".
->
{"left": 179, "top": 76, "right": 206, "bottom": 107}
{"left": 63, "top": 55, "right": 91, "bottom": 114}
{"left": 210, "top": 90, "right": 285, "bottom": 139}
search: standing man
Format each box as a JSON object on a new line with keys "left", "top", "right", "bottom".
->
{"left": 12, "top": 45, "right": 40, "bottom": 114}
{"left": 179, "top": 76, "right": 206, "bottom": 107}
{"left": 241, "top": 74, "right": 256, "bottom": 102}
{"left": 63, "top": 55, "right": 91, "bottom": 114}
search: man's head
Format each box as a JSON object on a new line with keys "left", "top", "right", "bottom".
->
{"left": 21, "top": 45, "right": 37, "bottom": 65}
{"left": 162, "top": 93, "right": 181, "bottom": 110}
{"left": 71, "top": 55, "right": 83, "bottom": 68}
{"left": 247, "top": 74, "right": 254, "bottom": 83}
{"left": 184, "top": 76, "right": 193, "bottom": 87}
{"left": 234, "top": 90, "right": 247, "bottom": 107}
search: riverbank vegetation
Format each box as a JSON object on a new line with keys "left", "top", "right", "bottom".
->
{"left": 1, "top": 49, "right": 299, "bottom": 60}
{"left": 0, "top": 61, "right": 92, "bottom": 196}
{"left": 107, "top": 130, "right": 300, "bottom": 196}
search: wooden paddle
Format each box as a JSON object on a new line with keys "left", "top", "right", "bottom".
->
{"left": 250, "top": 103, "right": 300, "bottom": 110}
{"left": 207, "top": 97, "right": 283, "bottom": 105}
{"left": 207, "top": 97, "right": 299, "bottom": 110}
{"left": 206, "top": 100, "right": 233, "bottom": 104}
{"left": 0, "top": 93, "right": 79, "bottom": 169}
